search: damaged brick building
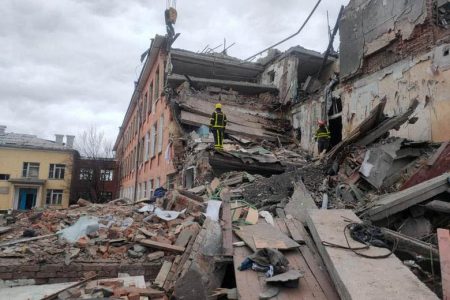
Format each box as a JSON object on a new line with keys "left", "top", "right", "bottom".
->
{"left": 292, "top": 0, "right": 450, "bottom": 153}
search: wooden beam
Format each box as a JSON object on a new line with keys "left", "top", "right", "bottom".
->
{"left": 154, "top": 261, "right": 173, "bottom": 288}
{"left": 306, "top": 209, "right": 438, "bottom": 300}
{"left": 380, "top": 227, "right": 438, "bottom": 260}
{"left": 139, "top": 239, "right": 185, "bottom": 253}
{"left": 360, "top": 173, "right": 450, "bottom": 221}
{"left": 438, "top": 228, "right": 450, "bottom": 300}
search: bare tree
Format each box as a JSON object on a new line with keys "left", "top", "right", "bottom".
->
{"left": 76, "top": 125, "right": 114, "bottom": 159}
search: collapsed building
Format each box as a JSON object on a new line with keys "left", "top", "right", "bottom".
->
{"left": 1, "top": 0, "right": 450, "bottom": 299}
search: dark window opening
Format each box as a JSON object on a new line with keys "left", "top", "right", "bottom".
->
{"left": 328, "top": 97, "right": 343, "bottom": 148}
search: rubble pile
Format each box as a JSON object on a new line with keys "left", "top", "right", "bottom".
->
{"left": 0, "top": 194, "right": 204, "bottom": 266}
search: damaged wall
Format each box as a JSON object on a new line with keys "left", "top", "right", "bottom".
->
{"left": 291, "top": 96, "right": 323, "bottom": 153}
{"left": 340, "top": 0, "right": 429, "bottom": 78}
{"left": 341, "top": 43, "right": 450, "bottom": 142}
{"left": 260, "top": 55, "right": 299, "bottom": 104}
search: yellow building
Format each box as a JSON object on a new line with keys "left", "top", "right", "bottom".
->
{"left": 0, "top": 126, "right": 75, "bottom": 210}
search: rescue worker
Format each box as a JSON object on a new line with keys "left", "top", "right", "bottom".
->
{"left": 210, "top": 103, "right": 227, "bottom": 151}
{"left": 314, "top": 120, "right": 331, "bottom": 154}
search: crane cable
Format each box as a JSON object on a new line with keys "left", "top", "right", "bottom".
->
{"left": 244, "top": 0, "right": 321, "bottom": 61}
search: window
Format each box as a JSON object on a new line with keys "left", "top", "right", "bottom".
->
{"left": 100, "top": 191, "right": 113, "bottom": 201}
{"left": 155, "top": 177, "right": 160, "bottom": 189}
{"left": 148, "top": 179, "right": 153, "bottom": 197}
{"left": 157, "top": 115, "right": 164, "bottom": 153}
{"left": 80, "top": 168, "right": 93, "bottom": 181}
{"left": 167, "top": 174, "right": 175, "bottom": 189}
{"left": 154, "top": 68, "right": 159, "bottom": 102}
{"left": 143, "top": 181, "right": 147, "bottom": 198}
{"left": 22, "top": 162, "right": 40, "bottom": 178}
{"left": 143, "top": 94, "right": 148, "bottom": 121}
{"left": 150, "top": 124, "right": 156, "bottom": 158}
{"left": 144, "top": 132, "right": 149, "bottom": 161}
{"left": 46, "top": 189, "right": 63, "bottom": 205}
{"left": 148, "top": 83, "right": 153, "bottom": 114}
{"left": 0, "top": 174, "right": 10, "bottom": 181}
{"left": 49, "top": 164, "right": 65, "bottom": 179}
{"left": 100, "top": 169, "right": 114, "bottom": 181}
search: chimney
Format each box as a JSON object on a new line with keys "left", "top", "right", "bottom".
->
{"left": 65, "top": 135, "right": 75, "bottom": 148}
{"left": 0, "top": 125, "right": 6, "bottom": 135}
{"left": 55, "top": 134, "right": 64, "bottom": 145}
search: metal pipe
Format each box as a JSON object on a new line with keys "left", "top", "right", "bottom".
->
{"left": 244, "top": 0, "right": 322, "bottom": 61}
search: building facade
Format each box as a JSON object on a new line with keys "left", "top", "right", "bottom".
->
{"left": 70, "top": 155, "right": 118, "bottom": 204}
{"left": 114, "top": 36, "right": 177, "bottom": 201}
{"left": 0, "top": 126, "right": 75, "bottom": 210}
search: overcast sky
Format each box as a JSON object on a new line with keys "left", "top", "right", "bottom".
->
{"left": 0, "top": 0, "right": 348, "bottom": 145}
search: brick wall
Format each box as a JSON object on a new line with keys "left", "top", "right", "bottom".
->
{"left": 351, "top": 0, "right": 450, "bottom": 80}
{"left": 0, "top": 262, "right": 161, "bottom": 287}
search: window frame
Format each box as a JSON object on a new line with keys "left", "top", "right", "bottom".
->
{"left": 0, "top": 174, "right": 10, "bottom": 181}
{"left": 48, "top": 164, "right": 65, "bottom": 179}
{"left": 100, "top": 169, "right": 114, "bottom": 181}
{"left": 46, "top": 189, "right": 63, "bottom": 205}
{"left": 22, "top": 162, "right": 40, "bottom": 178}
{"left": 79, "top": 168, "right": 94, "bottom": 181}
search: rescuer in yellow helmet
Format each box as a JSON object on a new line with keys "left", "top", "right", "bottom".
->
{"left": 209, "top": 103, "right": 227, "bottom": 151}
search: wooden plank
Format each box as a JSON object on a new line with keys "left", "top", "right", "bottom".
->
{"left": 438, "top": 228, "right": 450, "bottom": 300}
{"left": 210, "top": 177, "right": 221, "bottom": 191}
{"left": 221, "top": 201, "right": 233, "bottom": 256}
{"left": 284, "top": 218, "right": 305, "bottom": 243}
{"left": 284, "top": 180, "right": 317, "bottom": 224}
{"left": 428, "top": 142, "right": 449, "bottom": 166}
{"left": 361, "top": 173, "right": 450, "bottom": 221}
{"left": 381, "top": 227, "right": 438, "bottom": 260}
{"left": 234, "top": 223, "right": 300, "bottom": 252}
{"left": 138, "top": 228, "right": 156, "bottom": 238}
{"left": 154, "top": 261, "right": 173, "bottom": 288}
{"left": 174, "top": 229, "right": 193, "bottom": 248}
{"left": 245, "top": 208, "right": 259, "bottom": 225}
{"left": 306, "top": 209, "right": 438, "bottom": 300}
{"left": 139, "top": 239, "right": 185, "bottom": 253}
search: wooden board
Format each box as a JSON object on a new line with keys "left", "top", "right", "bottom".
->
{"left": 361, "top": 173, "right": 450, "bottom": 221}
{"left": 234, "top": 223, "right": 300, "bottom": 252}
{"left": 306, "top": 209, "right": 438, "bottom": 300}
{"left": 174, "top": 229, "right": 193, "bottom": 248}
{"left": 154, "top": 261, "right": 173, "bottom": 288}
{"left": 438, "top": 228, "right": 450, "bottom": 300}
{"left": 284, "top": 180, "right": 317, "bottom": 224}
{"left": 139, "top": 239, "right": 185, "bottom": 253}
{"left": 233, "top": 225, "right": 337, "bottom": 300}
{"left": 245, "top": 208, "right": 259, "bottom": 225}
{"left": 221, "top": 201, "right": 233, "bottom": 256}
{"left": 284, "top": 218, "right": 305, "bottom": 243}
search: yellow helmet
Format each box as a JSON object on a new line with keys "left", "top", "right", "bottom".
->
{"left": 215, "top": 103, "right": 222, "bottom": 109}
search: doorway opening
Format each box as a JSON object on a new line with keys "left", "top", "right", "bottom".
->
{"left": 328, "top": 97, "right": 343, "bottom": 148}
{"left": 18, "top": 188, "right": 37, "bottom": 210}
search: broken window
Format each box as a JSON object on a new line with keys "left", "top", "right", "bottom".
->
{"left": 436, "top": 0, "right": 450, "bottom": 28}
{"left": 155, "top": 177, "right": 160, "bottom": 189}
{"left": 80, "top": 168, "right": 93, "bottom": 181}
{"left": 46, "top": 189, "right": 63, "bottom": 205}
{"left": 48, "top": 164, "right": 65, "bottom": 179}
{"left": 99, "top": 191, "right": 113, "bottom": 201}
{"left": 268, "top": 70, "right": 275, "bottom": 83}
{"left": 0, "top": 174, "right": 10, "bottom": 180}
{"left": 100, "top": 169, "right": 114, "bottom": 181}
{"left": 22, "top": 162, "right": 39, "bottom": 178}
{"left": 157, "top": 115, "right": 164, "bottom": 153}
{"left": 143, "top": 181, "right": 147, "bottom": 198}
{"left": 143, "top": 93, "right": 147, "bottom": 121}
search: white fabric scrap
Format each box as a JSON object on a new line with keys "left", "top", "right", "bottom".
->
{"left": 204, "top": 200, "right": 222, "bottom": 221}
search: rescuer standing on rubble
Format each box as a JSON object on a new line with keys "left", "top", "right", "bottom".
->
{"left": 315, "top": 120, "right": 331, "bottom": 154}
{"left": 210, "top": 103, "right": 227, "bottom": 151}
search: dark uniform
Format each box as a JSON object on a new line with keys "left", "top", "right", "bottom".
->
{"left": 210, "top": 109, "right": 227, "bottom": 151}
{"left": 315, "top": 125, "right": 331, "bottom": 153}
